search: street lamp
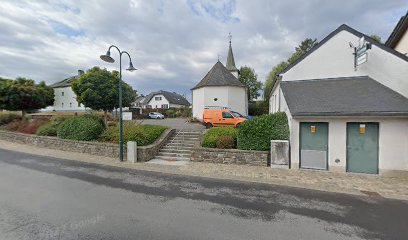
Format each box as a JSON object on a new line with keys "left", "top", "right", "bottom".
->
{"left": 100, "top": 45, "right": 137, "bottom": 161}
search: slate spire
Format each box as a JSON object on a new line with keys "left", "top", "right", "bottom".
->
{"left": 226, "top": 33, "right": 239, "bottom": 78}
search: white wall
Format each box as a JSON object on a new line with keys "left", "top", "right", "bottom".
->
{"left": 192, "top": 86, "right": 248, "bottom": 119}
{"left": 227, "top": 86, "right": 248, "bottom": 116}
{"left": 281, "top": 30, "right": 408, "bottom": 98}
{"left": 288, "top": 117, "right": 408, "bottom": 174}
{"left": 145, "top": 94, "right": 170, "bottom": 109}
{"left": 53, "top": 87, "right": 85, "bottom": 111}
{"left": 395, "top": 30, "right": 408, "bottom": 55}
{"left": 192, "top": 87, "right": 205, "bottom": 119}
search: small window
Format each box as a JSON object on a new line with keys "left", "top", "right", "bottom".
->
{"left": 78, "top": 102, "right": 81, "bottom": 107}
{"left": 61, "top": 92, "right": 64, "bottom": 96}
{"left": 61, "top": 103, "right": 64, "bottom": 108}
{"left": 155, "top": 96, "right": 162, "bottom": 101}
{"left": 70, "top": 103, "right": 72, "bottom": 108}
{"left": 222, "top": 112, "right": 233, "bottom": 118}
{"left": 161, "top": 104, "right": 169, "bottom": 109}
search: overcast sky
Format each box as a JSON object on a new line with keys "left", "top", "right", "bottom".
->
{"left": 0, "top": 0, "right": 407, "bottom": 100}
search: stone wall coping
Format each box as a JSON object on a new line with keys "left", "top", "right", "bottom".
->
{"left": 271, "top": 140, "right": 289, "bottom": 143}
{"left": 0, "top": 129, "right": 173, "bottom": 149}
{"left": 193, "top": 145, "right": 269, "bottom": 154}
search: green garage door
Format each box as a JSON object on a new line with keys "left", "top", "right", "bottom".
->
{"left": 347, "top": 123, "right": 379, "bottom": 174}
{"left": 300, "top": 122, "right": 328, "bottom": 170}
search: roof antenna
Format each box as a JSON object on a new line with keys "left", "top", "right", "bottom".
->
{"left": 217, "top": 54, "right": 220, "bottom": 62}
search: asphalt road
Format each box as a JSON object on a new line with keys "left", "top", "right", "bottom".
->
{"left": 0, "top": 149, "right": 407, "bottom": 240}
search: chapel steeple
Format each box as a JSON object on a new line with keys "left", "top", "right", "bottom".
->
{"left": 226, "top": 32, "right": 239, "bottom": 78}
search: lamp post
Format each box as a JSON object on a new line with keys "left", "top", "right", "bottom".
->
{"left": 100, "top": 45, "right": 137, "bottom": 161}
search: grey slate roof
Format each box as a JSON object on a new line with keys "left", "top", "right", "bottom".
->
{"left": 280, "top": 76, "right": 408, "bottom": 117}
{"left": 191, "top": 61, "right": 245, "bottom": 90}
{"left": 142, "top": 90, "right": 190, "bottom": 106}
{"left": 49, "top": 76, "right": 77, "bottom": 88}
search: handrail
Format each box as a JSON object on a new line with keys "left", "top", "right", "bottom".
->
{"left": 167, "top": 120, "right": 189, "bottom": 153}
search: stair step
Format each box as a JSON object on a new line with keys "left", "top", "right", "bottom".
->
{"left": 155, "top": 155, "right": 190, "bottom": 161}
{"left": 160, "top": 149, "right": 191, "bottom": 153}
{"left": 162, "top": 147, "right": 194, "bottom": 151}
{"left": 166, "top": 143, "right": 195, "bottom": 146}
{"left": 158, "top": 152, "right": 191, "bottom": 158}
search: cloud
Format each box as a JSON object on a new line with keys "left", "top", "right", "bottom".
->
{"left": 0, "top": 0, "right": 407, "bottom": 101}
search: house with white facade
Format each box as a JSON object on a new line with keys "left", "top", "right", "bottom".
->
{"left": 192, "top": 38, "right": 248, "bottom": 120}
{"left": 48, "top": 70, "right": 87, "bottom": 112}
{"left": 133, "top": 90, "right": 190, "bottom": 109}
{"left": 386, "top": 10, "right": 408, "bottom": 55}
{"left": 269, "top": 24, "right": 408, "bottom": 176}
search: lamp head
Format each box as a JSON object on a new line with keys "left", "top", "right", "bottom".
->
{"left": 126, "top": 61, "right": 137, "bottom": 72}
{"left": 100, "top": 50, "right": 115, "bottom": 63}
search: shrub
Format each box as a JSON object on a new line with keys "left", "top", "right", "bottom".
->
{"left": 36, "top": 115, "right": 72, "bottom": 136}
{"left": 101, "top": 123, "right": 167, "bottom": 146}
{"left": 237, "top": 112, "right": 289, "bottom": 151}
{"left": 202, "top": 127, "right": 238, "bottom": 148}
{"left": 36, "top": 123, "right": 58, "bottom": 136}
{"left": 0, "top": 112, "right": 21, "bottom": 125}
{"left": 216, "top": 135, "right": 235, "bottom": 149}
{"left": 57, "top": 115, "right": 105, "bottom": 141}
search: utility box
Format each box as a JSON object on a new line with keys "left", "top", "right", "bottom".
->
{"left": 127, "top": 141, "right": 137, "bottom": 163}
{"left": 271, "top": 140, "right": 289, "bottom": 168}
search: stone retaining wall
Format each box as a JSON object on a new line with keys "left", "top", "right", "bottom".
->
{"left": 190, "top": 146, "right": 269, "bottom": 166}
{"left": 0, "top": 129, "right": 175, "bottom": 162}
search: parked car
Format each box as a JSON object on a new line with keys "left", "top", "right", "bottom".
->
{"left": 148, "top": 112, "right": 165, "bottom": 119}
{"left": 202, "top": 108, "right": 247, "bottom": 128}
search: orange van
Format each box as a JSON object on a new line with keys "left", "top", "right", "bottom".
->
{"left": 202, "top": 108, "right": 247, "bottom": 128}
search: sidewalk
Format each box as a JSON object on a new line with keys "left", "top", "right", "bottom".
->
{"left": 1, "top": 139, "right": 408, "bottom": 201}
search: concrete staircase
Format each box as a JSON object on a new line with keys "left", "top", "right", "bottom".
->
{"left": 149, "top": 130, "right": 202, "bottom": 164}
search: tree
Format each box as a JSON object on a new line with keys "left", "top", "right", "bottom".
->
{"left": 369, "top": 34, "right": 382, "bottom": 44}
{"left": 263, "top": 62, "right": 288, "bottom": 101}
{"left": 71, "top": 67, "right": 137, "bottom": 125}
{"left": 238, "top": 66, "right": 262, "bottom": 101}
{"left": 295, "top": 38, "right": 318, "bottom": 53}
{"left": 263, "top": 38, "right": 318, "bottom": 101}
{"left": 0, "top": 77, "right": 54, "bottom": 116}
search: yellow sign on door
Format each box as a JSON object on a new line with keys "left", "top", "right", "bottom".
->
{"left": 359, "top": 124, "right": 366, "bottom": 134}
{"left": 311, "top": 125, "right": 316, "bottom": 133}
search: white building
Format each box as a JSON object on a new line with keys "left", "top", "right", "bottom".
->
{"left": 48, "top": 70, "right": 87, "bottom": 112}
{"left": 386, "top": 11, "right": 408, "bottom": 55}
{"left": 192, "top": 38, "right": 248, "bottom": 120}
{"left": 133, "top": 90, "right": 190, "bottom": 109}
{"left": 269, "top": 24, "right": 408, "bottom": 176}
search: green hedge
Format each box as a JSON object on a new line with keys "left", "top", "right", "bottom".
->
{"left": 36, "top": 123, "right": 58, "bottom": 136}
{"left": 57, "top": 115, "right": 105, "bottom": 141}
{"left": 0, "top": 112, "right": 21, "bottom": 125}
{"left": 237, "top": 112, "right": 289, "bottom": 151}
{"left": 101, "top": 123, "right": 167, "bottom": 146}
{"left": 36, "top": 115, "right": 71, "bottom": 136}
{"left": 202, "top": 127, "right": 238, "bottom": 148}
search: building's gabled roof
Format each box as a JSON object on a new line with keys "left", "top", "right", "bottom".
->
{"left": 386, "top": 11, "right": 408, "bottom": 49}
{"left": 191, "top": 61, "right": 245, "bottom": 90}
{"left": 49, "top": 76, "right": 77, "bottom": 88}
{"left": 280, "top": 24, "right": 408, "bottom": 76}
{"left": 142, "top": 90, "right": 190, "bottom": 106}
{"left": 280, "top": 76, "right": 408, "bottom": 117}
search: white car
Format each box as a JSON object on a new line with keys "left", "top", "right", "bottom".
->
{"left": 148, "top": 112, "right": 165, "bottom": 119}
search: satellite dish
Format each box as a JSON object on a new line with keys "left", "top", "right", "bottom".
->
{"left": 359, "top": 36, "right": 365, "bottom": 48}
